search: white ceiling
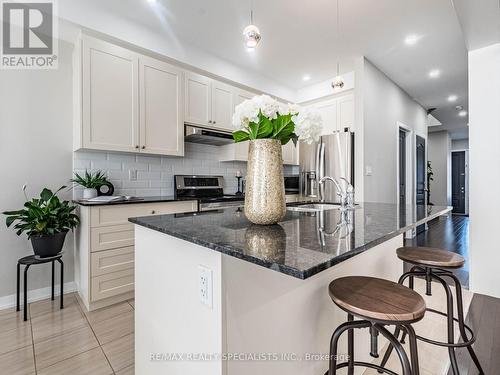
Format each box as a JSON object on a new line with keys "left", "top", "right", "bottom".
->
{"left": 66, "top": 0, "right": 474, "bottom": 138}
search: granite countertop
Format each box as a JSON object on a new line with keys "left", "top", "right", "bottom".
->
{"left": 129, "top": 203, "right": 451, "bottom": 279}
{"left": 74, "top": 193, "right": 304, "bottom": 206}
{"left": 74, "top": 196, "right": 193, "bottom": 206}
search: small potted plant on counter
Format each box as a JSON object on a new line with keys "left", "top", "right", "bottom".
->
{"left": 3, "top": 186, "right": 80, "bottom": 258}
{"left": 71, "top": 170, "right": 109, "bottom": 199}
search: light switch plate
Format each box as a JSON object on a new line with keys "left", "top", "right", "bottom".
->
{"left": 365, "top": 166, "right": 373, "bottom": 176}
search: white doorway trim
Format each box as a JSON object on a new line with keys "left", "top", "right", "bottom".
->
{"left": 397, "top": 122, "right": 414, "bottom": 238}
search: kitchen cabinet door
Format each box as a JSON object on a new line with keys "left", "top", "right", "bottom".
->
{"left": 282, "top": 141, "right": 299, "bottom": 165}
{"left": 234, "top": 88, "right": 254, "bottom": 107}
{"left": 82, "top": 36, "right": 139, "bottom": 152}
{"left": 337, "top": 95, "right": 354, "bottom": 131}
{"left": 212, "top": 81, "right": 234, "bottom": 130}
{"left": 139, "top": 57, "right": 184, "bottom": 156}
{"left": 314, "top": 98, "right": 338, "bottom": 135}
{"left": 185, "top": 72, "right": 212, "bottom": 126}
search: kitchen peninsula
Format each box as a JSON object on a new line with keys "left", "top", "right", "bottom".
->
{"left": 130, "top": 203, "right": 451, "bottom": 375}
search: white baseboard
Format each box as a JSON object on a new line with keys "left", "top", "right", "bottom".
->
{"left": 0, "top": 281, "right": 77, "bottom": 311}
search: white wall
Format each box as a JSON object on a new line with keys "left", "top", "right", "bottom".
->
{"left": 0, "top": 41, "right": 75, "bottom": 299}
{"left": 451, "top": 138, "right": 469, "bottom": 150}
{"left": 427, "top": 131, "right": 451, "bottom": 206}
{"left": 357, "top": 58, "right": 428, "bottom": 203}
{"left": 468, "top": 43, "right": 500, "bottom": 298}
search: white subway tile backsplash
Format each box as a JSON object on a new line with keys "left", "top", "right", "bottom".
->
{"left": 73, "top": 143, "right": 297, "bottom": 198}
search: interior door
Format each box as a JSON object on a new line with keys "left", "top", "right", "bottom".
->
{"left": 82, "top": 36, "right": 139, "bottom": 152}
{"left": 185, "top": 72, "right": 212, "bottom": 126}
{"left": 452, "top": 151, "right": 466, "bottom": 214}
{"left": 416, "top": 135, "right": 426, "bottom": 234}
{"left": 139, "top": 57, "right": 184, "bottom": 156}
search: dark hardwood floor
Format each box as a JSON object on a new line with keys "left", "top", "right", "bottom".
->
{"left": 403, "top": 214, "right": 500, "bottom": 374}
{"left": 405, "top": 214, "right": 469, "bottom": 288}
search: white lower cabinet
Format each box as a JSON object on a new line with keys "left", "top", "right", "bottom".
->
{"left": 75, "top": 201, "right": 197, "bottom": 311}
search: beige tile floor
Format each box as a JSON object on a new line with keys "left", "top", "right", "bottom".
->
{"left": 0, "top": 293, "right": 134, "bottom": 375}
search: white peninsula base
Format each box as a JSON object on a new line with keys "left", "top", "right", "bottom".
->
{"left": 134, "top": 225, "right": 408, "bottom": 375}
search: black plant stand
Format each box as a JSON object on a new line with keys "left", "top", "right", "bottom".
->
{"left": 17, "top": 254, "right": 64, "bottom": 321}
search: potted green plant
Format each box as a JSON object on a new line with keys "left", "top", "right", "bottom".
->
{"left": 3, "top": 186, "right": 80, "bottom": 258}
{"left": 71, "top": 170, "right": 108, "bottom": 199}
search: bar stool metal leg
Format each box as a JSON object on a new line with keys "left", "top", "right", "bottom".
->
{"left": 439, "top": 272, "right": 485, "bottom": 374}
{"left": 347, "top": 314, "right": 354, "bottom": 375}
{"left": 403, "top": 324, "right": 420, "bottom": 375}
{"left": 58, "top": 258, "right": 64, "bottom": 309}
{"left": 375, "top": 324, "right": 412, "bottom": 375}
{"left": 51, "top": 260, "right": 55, "bottom": 301}
{"left": 16, "top": 262, "right": 20, "bottom": 312}
{"left": 23, "top": 265, "right": 30, "bottom": 321}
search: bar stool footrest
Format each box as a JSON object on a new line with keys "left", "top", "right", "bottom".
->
{"left": 414, "top": 307, "right": 476, "bottom": 348}
{"left": 324, "top": 361, "right": 399, "bottom": 375}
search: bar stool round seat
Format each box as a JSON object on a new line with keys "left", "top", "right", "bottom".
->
{"left": 329, "top": 276, "right": 426, "bottom": 323}
{"left": 379, "top": 246, "right": 484, "bottom": 375}
{"left": 396, "top": 247, "right": 465, "bottom": 269}
{"left": 327, "top": 276, "right": 425, "bottom": 375}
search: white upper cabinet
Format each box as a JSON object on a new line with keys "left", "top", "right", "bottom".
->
{"left": 313, "top": 98, "right": 338, "bottom": 135}
{"left": 184, "top": 72, "right": 212, "bottom": 127}
{"left": 309, "top": 93, "right": 354, "bottom": 135}
{"left": 76, "top": 35, "right": 184, "bottom": 156}
{"left": 185, "top": 77, "right": 254, "bottom": 131}
{"left": 139, "top": 57, "right": 184, "bottom": 156}
{"left": 211, "top": 81, "right": 234, "bottom": 130}
{"left": 337, "top": 95, "right": 354, "bottom": 131}
{"left": 82, "top": 37, "right": 139, "bottom": 153}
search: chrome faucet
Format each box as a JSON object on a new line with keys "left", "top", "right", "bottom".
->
{"left": 339, "top": 177, "right": 355, "bottom": 208}
{"left": 318, "top": 176, "right": 347, "bottom": 206}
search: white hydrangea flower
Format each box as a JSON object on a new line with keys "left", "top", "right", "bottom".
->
{"left": 293, "top": 108, "right": 323, "bottom": 144}
{"left": 254, "top": 94, "right": 279, "bottom": 120}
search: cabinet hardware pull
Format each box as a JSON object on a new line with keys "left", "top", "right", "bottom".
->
{"left": 151, "top": 210, "right": 156, "bottom": 214}
{"left": 135, "top": 145, "right": 139, "bottom": 149}
{"left": 208, "top": 120, "right": 212, "bottom": 123}
{"left": 213, "top": 121, "right": 217, "bottom": 124}
{"left": 141, "top": 146, "right": 146, "bottom": 149}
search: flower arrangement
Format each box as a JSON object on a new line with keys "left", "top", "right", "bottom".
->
{"left": 232, "top": 94, "right": 322, "bottom": 145}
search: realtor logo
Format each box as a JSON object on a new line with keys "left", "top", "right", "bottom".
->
{"left": 1, "top": 0, "right": 58, "bottom": 69}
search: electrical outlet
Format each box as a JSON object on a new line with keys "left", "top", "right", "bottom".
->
{"left": 198, "top": 265, "right": 213, "bottom": 308}
{"left": 129, "top": 169, "right": 138, "bottom": 181}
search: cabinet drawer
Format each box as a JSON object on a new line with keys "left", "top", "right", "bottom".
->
{"left": 91, "top": 224, "right": 134, "bottom": 252}
{"left": 91, "top": 269, "right": 134, "bottom": 302}
{"left": 91, "top": 247, "right": 134, "bottom": 277}
{"left": 90, "top": 201, "right": 197, "bottom": 227}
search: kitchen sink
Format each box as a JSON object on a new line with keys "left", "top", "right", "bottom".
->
{"left": 287, "top": 203, "right": 342, "bottom": 212}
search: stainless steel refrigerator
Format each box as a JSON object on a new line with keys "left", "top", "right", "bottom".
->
{"left": 299, "top": 130, "right": 354, "bottom": 202}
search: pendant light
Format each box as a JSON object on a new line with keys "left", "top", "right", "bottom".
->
{"left": 332, "top": 0, "right": 344, "bottom": 90}
{"left": 243, "top": 0, "right": 261, "bottom": 50}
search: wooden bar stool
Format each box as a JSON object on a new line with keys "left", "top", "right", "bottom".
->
{"left": 379, "top": 247, "right": 484, "bottom": 375}
{"left": 327, "top": 276, "right": 426, "bottom": 375}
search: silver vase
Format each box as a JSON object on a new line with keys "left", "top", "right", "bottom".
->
{"left": 244, "top": 139, "right": 286, "bottom": 225}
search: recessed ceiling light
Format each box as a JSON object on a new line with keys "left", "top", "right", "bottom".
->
{"left": 147, "top": 0, "right": 157, "bottom": 3}
{"left": 447, "top": 95, "right": 458, "bottom": 102}
{"left": 429, "top": 69, "right": 440, "bottom": 78}
{"left": 458, "top": 110, "right": 468, "bottom": 117}
{"left": 302, "top": 75, "right": 311, "bottom": 82}
{"left": 404, "top": 34, "right": 420, "bottom": 45}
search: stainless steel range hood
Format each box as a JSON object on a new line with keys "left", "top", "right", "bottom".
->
{"left": 184, "top": 125, "right": 234, "bottom": 146}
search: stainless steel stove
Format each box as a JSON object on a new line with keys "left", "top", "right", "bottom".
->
{"left": 174, "top": 175, "right": 244, "bottom": 211}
